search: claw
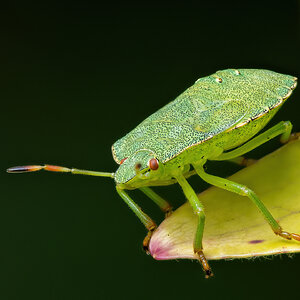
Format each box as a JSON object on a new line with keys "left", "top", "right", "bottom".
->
{"left": 291, "top": 233, "right": 300, "bottom": 242}
{"left": 205, "top": 269, "right": 214, "bottom": 279}
{"left": 164, "top": 209, "right": 173, "bottom": 218}
{"left": 278, "top": 231, "right": 292, "bottom": 240}
{"left": 143, "top": 228, "right": 156, "bottom": 254}
{"left": 287, "top": 132, "right": 300, "bottom": 143}
{"left": 196, "top": 250, "right": 214, "bottom": 278}
{"left": 277, "top": 230, "right": 300, "bottom": 242}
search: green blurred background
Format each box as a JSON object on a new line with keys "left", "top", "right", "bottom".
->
{"left": 1, "top": 1, "right": 300, "bottom": 299}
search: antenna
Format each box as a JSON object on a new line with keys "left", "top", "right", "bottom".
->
{"left": 7, "top": 164, "right": 114, "bottom": 178}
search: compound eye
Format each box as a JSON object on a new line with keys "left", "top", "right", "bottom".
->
{"left": 149, "top": 158, "right": 159, "bottom": 170}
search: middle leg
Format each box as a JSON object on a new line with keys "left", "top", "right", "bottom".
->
{"left": 175, "top": 172, "right": 213, "bottom": 278}
{"left": 139, "top": 186, "right": 172, "bottom": 217}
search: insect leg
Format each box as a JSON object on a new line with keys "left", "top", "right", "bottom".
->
{"left": 139, "top": 187, "right": 172, "bottom": 217}
{"left": 194, "top": 164, "right": 300, "bottom": 243}
{"left": 212, "top": 121, "right": 292, "bottom": 161}
{"left": 116, "top": 187, "right": 156, "bottom": 253}
{"left": 175, "top": 173, "right": 213, "bottom": 278}
{"left": 227, "top": 156, "right": 257, "bottom": 167}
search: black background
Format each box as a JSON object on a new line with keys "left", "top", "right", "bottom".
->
{"left": 1, "top": 1, "right": 300, "bottom": 299}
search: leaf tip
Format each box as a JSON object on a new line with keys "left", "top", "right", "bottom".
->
{"left": 149, "top": 230, "right": 173, "bottom": 260}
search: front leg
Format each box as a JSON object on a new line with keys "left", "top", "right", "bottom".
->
{"left": 116, "top": 187, "right": 156, "bottom": 253}
{"left": 175, "top": 173, "right": 213, "bottom": 278}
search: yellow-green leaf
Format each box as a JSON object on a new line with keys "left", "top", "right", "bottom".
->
{"left": 149, "top": 138, "right": 300, "bottom": 260}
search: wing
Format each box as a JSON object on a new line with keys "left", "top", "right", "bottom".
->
{"left": 112, "top": 68, "right": 296, "bottom": 164}
{"left": 112, "top": 95, "right": 249, "bottom": 163}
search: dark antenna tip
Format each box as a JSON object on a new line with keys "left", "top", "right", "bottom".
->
{"left": 6, "top": 165, "right": 44, "bottom": 173}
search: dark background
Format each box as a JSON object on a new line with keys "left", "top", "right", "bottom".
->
{"left": 1, "top": 1, "right": 300, "bottom": 299}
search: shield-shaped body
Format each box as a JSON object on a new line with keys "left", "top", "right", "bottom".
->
{"left": 112, "top": 69, "right": 297, "bottom": 185}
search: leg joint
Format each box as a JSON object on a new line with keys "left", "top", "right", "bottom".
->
{"left": 195, "top": 208, "right": 205, "bottom": 219}
{"left": 146, "top": 221, "right": 157, "bottom": 231}
{"left": 240, "top": 186, "right": 254, "bottom": 197}
{"left": 283, "top": 120, "right": 292, "bottom": 129}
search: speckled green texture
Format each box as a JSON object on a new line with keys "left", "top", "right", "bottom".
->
{"left": 113, "top": 69, "right": 297, "bottom": 185}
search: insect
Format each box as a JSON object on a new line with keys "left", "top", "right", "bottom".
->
{"left": 7, "top": 69, "right": 299, "bottom": 278}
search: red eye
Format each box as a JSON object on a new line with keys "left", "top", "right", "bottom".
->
{"left": 149, "top": 158, "right": 159, "bottom": 170}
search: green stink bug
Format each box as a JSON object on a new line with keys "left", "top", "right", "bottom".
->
{"left": 7, "top": 69, "right": 299, "bottom": 278}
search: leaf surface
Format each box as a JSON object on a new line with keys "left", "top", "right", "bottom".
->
{"left": 149, "top": 138, "right": 300, "bottom": 260}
